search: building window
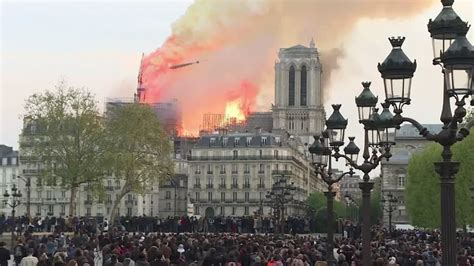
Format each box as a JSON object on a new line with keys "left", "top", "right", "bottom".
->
{"left": 165, "top": 203, "right": 171, "bottom": 211}
{"left": 232, "top": 207, "right": 236, "bottom": 215}
{"left": 195, "top": 166, "right": 201, "bottom": 174}
{"left": 289, "top": 65, "right": 295, "bottom": 106}
{"left": 233, "top": 150, "right": 238, "bottom": 160}
{"left": 86, "top": 207, "right": 91, "bottom": 216}
{"left": 220, "top": 165, "right": 226, "bottom": 174}
{"left": 398, "top": 175, "right": 405, "bottom": 188}
{"left": 275, "top": 137, "right": 281, "bottom": 145}
{"left": 244, "top": 164, "right": 250, "bottom": 174}
{"left": 261, "top": 137, "right": 267, "bottom": 145}
{"left": 245, "top": 192, "right": 250, "bottom": 202}
{"left": 61, "top": 191, "right": 66, "bottom": 198}
{"left": 207, "top": 177, "right": 213, "bottom": 188}
{"left": 244, "top": 178, "right": 250, "bottom": 188}
{"left": 195, "top": 206, "right": 200, "bottom": 215}
{"left": 234, "top": 138, "right": 240, "bottom": 146}
{"left": 195, "top": 192, "right": 200, "bottom": 201}
{"left": 246, "top": 137, "right": 252, "bottom": 146}
{"left": 207, "top": 164, "right": 213, "bottom": 174}
{"left": 165, "top": 191, "right": 171, "bottom": 199}
{"left": 208, "top": 192, "right": 213, "bottom": 202}
{"left": 232, "top": 178, "right": 238, "bottom": 188}
{"left": 223, "top": 138, "right": 228, "bottom": 146}
{"left": 221, "top": 192, "right": 225, "bottom": 201}
{"left": 61, "top": 205, "right": 65, "bottom": 214}
{"left": 258, "top": 164, "right": 265, "bottom": 174}
{"left": 244, "top": 206, "right": 249, "bottom": 215}
{"left": 210, "top": 138, "right": 216, "bottom": 145}
{"left": 259, "top": 150, "right": 263, "bottom": 158}
{"left": 300, "top": 65, "right": 307, "bottom": 106}
{"left": 46, "top": 191, "right": 52, "bottom": 200}
{"left": 232, "top": 164, "right": 238, "bottom": 174}
{"left": 274, "top": 150, "right": 279, "bottom": 158}
{"left": 220, "top": 206, "right": 225, "bottom": 215}
{"left": 233, "top": 192, "right": 237, "bottom": 202}
{"left": 220, "top": 177, "right": 226, "bottom": 188}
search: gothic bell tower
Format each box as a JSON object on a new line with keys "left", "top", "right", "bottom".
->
{"left": 272, "top": 39, "right": 326, "bottom": 144}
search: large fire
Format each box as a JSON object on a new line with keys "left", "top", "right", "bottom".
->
{"left": 225, "top": 99, "right": 246, "bottom": 123}
{"left": 139, "top": 0, "right": 436, "bottom": 136}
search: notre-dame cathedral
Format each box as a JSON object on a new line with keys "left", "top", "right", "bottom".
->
{"left": 231, "top": 39, "right": 327, "bottom": 145}
{"left": 271, "top": 39, "right": 326, "bottom": 144}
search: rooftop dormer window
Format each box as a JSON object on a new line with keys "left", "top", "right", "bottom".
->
{"left": 262, "top": 137, "right": 268, "bottom": 145}
{"left": 234, "top": 138, "right": 240, "bottom": 146}
{"left": 246, "top": 137, "right": 252, "bottom": 146}
{"left": 275, "top": 137, "right": 281, "bottom": 145}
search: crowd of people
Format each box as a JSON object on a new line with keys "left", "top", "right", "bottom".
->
{"left": 0, "top": 215, "right": 325, "bottom": 235}
{"left": 0, "top": 215, "right": 473, "bottom": 265}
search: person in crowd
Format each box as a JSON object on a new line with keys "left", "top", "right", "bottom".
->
{"left": 0, "top": 242, "right": 10, "bottom": 266}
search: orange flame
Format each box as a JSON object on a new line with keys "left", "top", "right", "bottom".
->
{"left": 225, "top": 99, "right": 246, "bottom": 122}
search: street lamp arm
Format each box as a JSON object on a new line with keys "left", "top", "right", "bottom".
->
{"left": 333, "top": 152, "right": 380, "bottom": 174}
{"left": 395, "top": 116, "right": 437, "bottom": 141}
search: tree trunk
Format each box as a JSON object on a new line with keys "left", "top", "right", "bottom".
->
{"left": 69, "top": 186, "right": 78, "bottom": 216}
{"left": 109, "top": 184, "right": 130, "bottom": 226}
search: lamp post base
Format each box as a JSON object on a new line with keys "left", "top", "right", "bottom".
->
{"left": 359, "top": 181, "right": 374, "bottom": 266}
{"left": 324, "top": 191, "right": 337, "bottom": 266}
{"left": 434, "top": 161, "right": 459, "bottom": 266}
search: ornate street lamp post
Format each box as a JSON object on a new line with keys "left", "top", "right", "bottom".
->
{"left": 309, "top": 130, "right": 355, "bottom": 265}
{"left": 15, "top": 175, "right": 31, "bottom": 219}
{"left": 381, "top": 192, "right": 398, "bottom": 233}
{"left": 3, "top": 184, "right": 22, "bottom": 251}
{"left": 373, "top": 1, "right": 474, "bottom": 263}
{"left": 314, "top": 85, "right": 395, "bottom": 265}
{"left": 265, "top": 175, "right": 296, "bottom": 234}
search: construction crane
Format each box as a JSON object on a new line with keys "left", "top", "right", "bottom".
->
{"left": 169, "top": 60, "right": 201, "bottom": 69}
{"left": 135, "top": 56, "right": 203, "bottom": 103}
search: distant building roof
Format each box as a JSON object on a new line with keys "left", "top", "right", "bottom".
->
{"left": 385, "top": 150, "right": 410, "bottom": 165}
{"left": 194, "top": 132, "right": 284, "bottom": 148}
{"left": 396, "top": 124, "right": 443, "bottom": 139}
{"left": 0, "top": 145, "right": 19, "bottom": 166}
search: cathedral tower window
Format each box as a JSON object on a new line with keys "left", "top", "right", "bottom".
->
{"left": 300, "top": 65, "right": 307, "bottom": 106}
{"left": 289, "top": 65, "right": 295, "bottom": 106}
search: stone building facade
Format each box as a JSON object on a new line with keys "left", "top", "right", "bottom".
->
{"left": 17, "top": 119, "right": 159, "bottom": 219}
{"left": 339, "top": 174, "right": 362, "bottom": 201}
{"left": 187, "top": 131, "right": 325, "bottom": 218}
{"left": 380, "top": 124, "right": 442, "bottom": 226}
{"left": 0, "top": 145, "right": 20, "bottom": 216}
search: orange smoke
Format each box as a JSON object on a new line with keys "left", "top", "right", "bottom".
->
{"left": 141, "top": 0, "right": 437, "bottom": 134}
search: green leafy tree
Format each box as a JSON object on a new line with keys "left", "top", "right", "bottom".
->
{"left": 22, "top": 82, "right": 105, "bottom": 216}
{"left": 406, "top": 129, "right": 474, "bottom": 228}
{"left": 104, "top": 103, "right": 174, "bottom": 223}
{"left": 307, "top": 191, "right": 346, "bottom": 232}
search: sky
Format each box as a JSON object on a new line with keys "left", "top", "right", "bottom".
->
{"left": 1, "top": 0, "right": 473, "bottom": 152}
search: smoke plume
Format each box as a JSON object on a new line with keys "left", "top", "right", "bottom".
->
{"left": 141, "top": 0, "right": 436, "bottom": 134}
